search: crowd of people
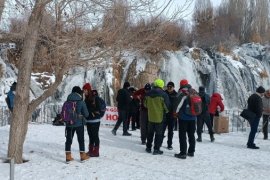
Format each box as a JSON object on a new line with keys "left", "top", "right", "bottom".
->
{"left": 110, "top": 79, "right": 227, "bottom": 159}
{"left": 5, "top": 79, "right": 270, "bottom": 163}
{"left": 57, "top": 80, "right": 270, "bottom": 162}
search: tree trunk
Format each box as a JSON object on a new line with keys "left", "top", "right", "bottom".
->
{"left": 7, "top": 0, "right": 50, "bottom": 164}
{"left": 0, "top": 0, "right": 5, "bottom": 22}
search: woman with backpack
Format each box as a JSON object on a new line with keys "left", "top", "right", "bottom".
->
{"left": 64, "top": 86, "right": 90, "bottom": 163}
{"left": 83, "top": 83, "right": 102, "bottom": 157}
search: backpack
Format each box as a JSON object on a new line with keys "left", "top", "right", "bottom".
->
{"left": 5, "top": 96, "right": 11, "bottom": 110}
{"left": 61, "top": 101, "right": 79, "bottom": 125}
{"left": 185, "top": 89, "right": 202, "bottom": 116}
{"left": 95, "top": 96, "right": 106, "bottom": 118}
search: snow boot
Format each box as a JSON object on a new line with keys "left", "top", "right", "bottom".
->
{"left": 91, "top": 145, "right": 100, "bottom": 157}
{"left": 87, "top": 145, "right": 94, "bottom": 156}
{"left": 174, "top": 153, "right": 187, "bottom": 159}
{"left": 111, "top": 129, "right": 117, "bottom": 136}
{"left": 196, "top": 134, "right": 202, "bottom": 142}
{"left": 65, "top": 151, "right": 74, "bottom": 164}
{"left": 80, "top": 152, "right": 90, "bottom": 162}
{"left": 210, "top": 134, "right": 215, "bottom": 142}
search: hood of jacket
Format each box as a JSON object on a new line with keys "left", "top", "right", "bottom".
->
{"left": 67, "top": 92, "right": 83, "bottom": 101}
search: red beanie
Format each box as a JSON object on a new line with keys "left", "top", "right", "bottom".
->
{"left": 83, "top": 83, "right": 92, "bottom": 91}
{"left": 180, "top": 79, "right": 188, "bottom": 87}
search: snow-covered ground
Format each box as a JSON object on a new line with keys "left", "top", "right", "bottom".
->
{"left": 0, "top": 124, "right": 270, "bottom": 180}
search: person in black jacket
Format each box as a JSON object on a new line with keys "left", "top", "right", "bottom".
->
{"left": 83, "top": 83, "right": 102, "bottom": 157}
{"left": 127, "top": 87, "right": 140, "bottom": 131}
{"left": 196, "top": 86, "right": 214, "bottom": 142}
{"left": 247, "top": 86, "right": 265, "bottom": 149}
{"left": 112, "top": 82, "right": 132, "bottom": 136}
{"left": 161, "top": 81, "right": 177, "bottom": 150}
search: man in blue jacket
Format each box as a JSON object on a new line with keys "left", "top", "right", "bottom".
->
{"left": 173, "top": 79, "right": 197, "bottom": 159}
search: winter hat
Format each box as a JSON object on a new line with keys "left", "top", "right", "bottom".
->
{"left": 256, "top": 86, "right": 265, "bottom": 94}
{"left": 199, "top": 86, "right": 205, "bottom": 92}
{"left": 83, "top": 83, "right": 92, "bottom": 91}
{"left": 123, "top": 82, "right": 130, "bottom": 89}
{"left": 72, "top": 86, "right": 82, "bottom": 95}
{"left": 11, "top": 82, "right": 17, "bottom": 91}
{"left": 129, "top": 87, "right": 136, "bottom": 93}
{"left": 144, "top": 83, "right": 151, "bottom": 90}
{"left": 92, "top": 90, "right": 98, "bottom": 96}
{"left": 167, "top": 81, "right": 175, "bottom": 87}
{"left": 154, "top": 79, "right": 165, "bottom": 89}
{"left": 180, "top": 79, "right": 188, "bottom": 87}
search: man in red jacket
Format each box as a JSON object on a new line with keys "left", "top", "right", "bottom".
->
{"left": 209, "top": 93, "right": 224, "bottom": 126}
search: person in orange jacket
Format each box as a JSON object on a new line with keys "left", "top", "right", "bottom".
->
{"left": 208, "top": 93, "right": 225, "bottom": 126}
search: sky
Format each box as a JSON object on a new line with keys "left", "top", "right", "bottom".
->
{"left": 158, "top": 0, "right": 222, "bottom": 20}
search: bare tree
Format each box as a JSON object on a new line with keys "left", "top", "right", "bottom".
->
{"left": 5, "top": 0, "right": 193, "bottom": 164}
{"left": 193, "top": 0, "right": 214, "bottom": 49}
{"left": 0, "top": 0, "right": 5, "bottom": 21}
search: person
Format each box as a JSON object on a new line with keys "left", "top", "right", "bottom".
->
{"left": 111, "top": 82, "right": 132, "bottom": 136}
{"left": 173, "top": 79, "right": 196, "bottom": 159}
{"left": 209, "top": 92, "right": 225, "bottom": 127}
{"left": 133, "top": 83, "right": 152, "bottom": 144}
{"left": 128, "top": 87, "right": 140, "bottom": 131}
{"left": 6, "top": 82, "right": 17, "bottom": 112}
{"left": 144, "top": 79, "right": 169, "bottom": 155}
{"left": 83, "top": 83, "right": 101, "bottom": 157}
{"left": 246, "top": 86, "right": 265, "bottom": 149}
{"left": 65, "top": 86, "right": 89, "bottom": 163}
{"left": 262, "top": 89, "right": 270, "bottom": 140}
{"left": 196, "top": 86, "right": 215, "bottom": 142}
{"left": 162, "top": 81, "right": 177, "bottom": 150}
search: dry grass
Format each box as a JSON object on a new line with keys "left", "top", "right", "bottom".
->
{"left": 191, "top": 48, "right": 201, "bottom": 60}
{"left": 259, "top": 70, "right": 268, "bottom": 78}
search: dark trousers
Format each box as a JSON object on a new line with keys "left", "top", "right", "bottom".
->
{"left": 140, "top": 109, "right": 148, "bottom": 143}
{"left": 162, "top": 114, "right": 175, "bottom": 147}
{"left": 87, "top": 122, "right": 100, "bottom": 146}
{"left": 65, "top": 126, "right": 85, "bottom": 151}
{"left": 197, "top": 112, "right": 213, "bottom": 136}
{"left": 262, "top": 115, "right": 269, "bottom": 138}
{"left": 247, "top": 117, "right": 260, "bottom": 146}
{"left": 146, "top": 122, "right": 163, "bottom": 150}
{"left": 178, "top": 120, "right": 196, "bottom": 154}
{"left": 114, "top": 110, "right": 129, "bottom": 133}
{"left": 128, "top": 111, "right": 139, "bottom": 130}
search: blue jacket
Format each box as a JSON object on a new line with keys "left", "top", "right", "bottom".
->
{"left": 66, "top": 93, "right": 89, "bottom": 127}
{"left": 178, "top": 97, "right": 197, "bottom": 121}
{"left": 7, "top": 90, "right": 15, "bottom": 111}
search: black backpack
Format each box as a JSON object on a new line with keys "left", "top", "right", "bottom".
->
{"left": 200, "top": 93, "right": 210, "bottom": 113}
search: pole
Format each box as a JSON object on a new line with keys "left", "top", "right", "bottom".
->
{"left": 10, "top": 158, "right": 14, "bottom": 180}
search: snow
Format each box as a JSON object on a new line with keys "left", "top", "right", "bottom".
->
{"left": 1, "top": 124, "right": 270, "bottom": 180}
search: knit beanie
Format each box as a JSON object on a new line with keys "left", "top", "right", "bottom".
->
{"left": 83, "top": 83, "right": 92, "bottom": 91}
{"left": 154, "top": 79, "right": 165, "bottom": 89}
{"left": 123, "top": 82, "right": 130, "bottom": 89}
{"left": 256, "top": 86, "right": 265, "bottom": 94}
{"left": 180, "top": 79, "right": 188, "bottom": 87}
{"left": 167, "top": 81, "right": 175, "bottom": 87}
{"left": 144, "top": 83, "right": 152, "bottom": 90}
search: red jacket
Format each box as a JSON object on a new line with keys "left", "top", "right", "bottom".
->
{"left": 133, "top": 88, "right": 147, "bottom": 110}
{"left": 209, "top": 93, "right": 224, "bottom": 114}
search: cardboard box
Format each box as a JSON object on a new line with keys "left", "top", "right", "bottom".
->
{"left": 213, "top": 116, "right": 229, "bottom": 133}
